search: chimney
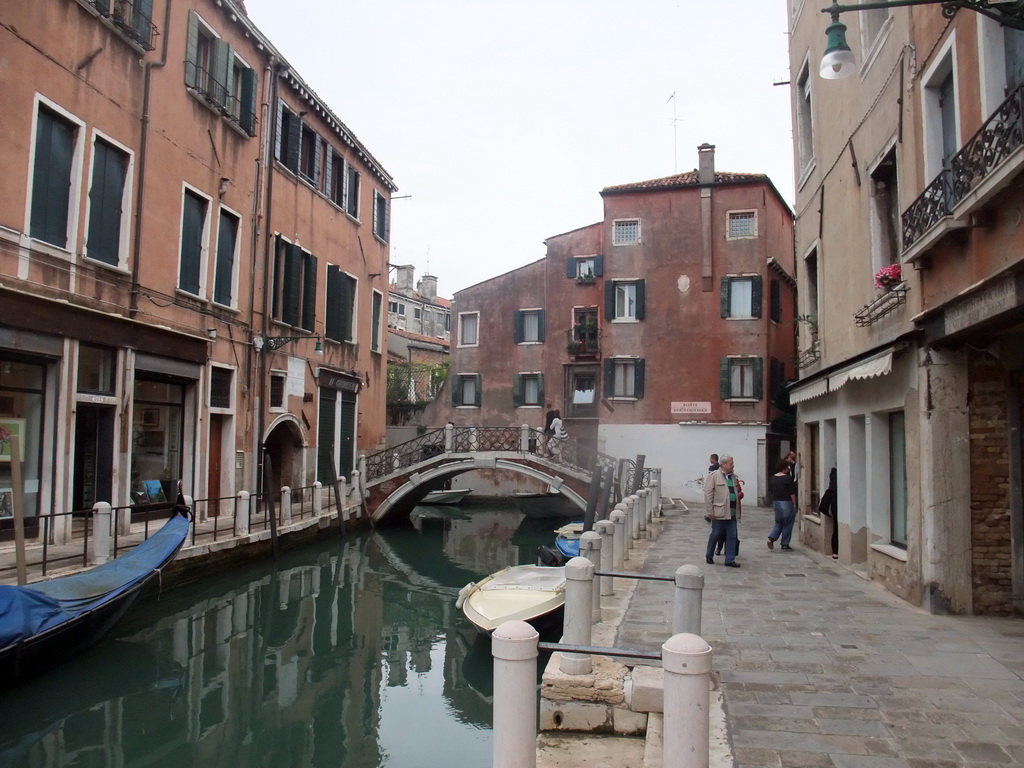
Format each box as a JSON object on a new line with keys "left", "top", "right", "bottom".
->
{"left": 698, "top": 143, "right": 716, "bottom": 185}
{"left": 417, "top": 274, "right": 438, "bottom": 301}
{"left": 395, "top": 265, "right": 415, "bottom": 294}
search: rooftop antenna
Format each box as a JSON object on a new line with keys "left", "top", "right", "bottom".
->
{"left": 667, "top": 92, "right": 680, "bottom": 173}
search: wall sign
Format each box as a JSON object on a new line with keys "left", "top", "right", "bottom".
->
{"left": 671, "top": 401, "right": 711, "bottom": 415}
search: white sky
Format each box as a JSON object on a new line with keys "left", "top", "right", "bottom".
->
{"left": 244, "top": 0, "right": 798, "bottom": 296}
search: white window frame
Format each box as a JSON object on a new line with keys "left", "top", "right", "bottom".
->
{"left": 867, "top": 138, "right": 900, "bottom": 273}
{"left": 978, "top": 16, "right": 1024, "bottom": 117}
{"left": 458, "top": 311, "right": 480, "bottom": 347}
{"left": 212, "top": 202, "right": 242, "bottom": 309}
{"left": 25, "top": 94, "right": 87, "bottom": 258}
{"left": 575, "top": 257, "right": 596, "bottom": 279}
{"left": 725, "top": 356, "right": 758, "bottom": 401}
{"left": 612, "top": 218, "right": 641, "bottom": 246}
{"left": 613, "top": 281, "right": 638, "bottom": 322}
{"left": 178, "top": 181, "right": 213, "bottom": 299}
{"left": 726, "top": 276, "right": 756, "bottom": 319}
{"left": 518, "top": 372, "right": 543, "bottom": 408}
{"left": 209, "top": 364, "right": 236, "bottom": 413}
{"left": 456, "top": 373, "right": 480, "bottom": 408}
{"left": 610, "top": 356, "right": 638, "bottom": 400}
{"left": 83, "top": 127, "right": 135, "bottom": 271}
{"left": 726, "top": 210, "right": 758, "bottom": 240}
{"left": 857, "top": 2, "right": 893, "bottom": 77}
{"left": 371, "top": 288, "right": 384, "bottom": 354}
{"left": 921, "top": 32, "right": 959, "bottom": 183}
{"left": 520, "top": 308, "right": 542, "bottom": 344}
{"left": 795, "top": 56, "right": 816, "bottom": 186}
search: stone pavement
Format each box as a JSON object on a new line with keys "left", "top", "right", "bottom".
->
{"left": 616, "top": 503, "right": 1024, "bottom": 768}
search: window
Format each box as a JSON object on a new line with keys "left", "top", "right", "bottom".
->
{"left": 727, "top": 211, "right": 757, "bottom": 239}
{"left": 612, "top": 219, "right": 640, "bottom": 245}
{"left": 94, "top": 0, "right": 156, "bottom": 50}
{"left": 1006, "top": 27, "right": 1024, "bottom": 94}
{"left": 605, "top": 280, "right": 645, "bottom": 321}
{"left": 514, "top": 310, "right": 545, "bottom": 343}
{"left": 859, "top": 3, "right": 889, "bottom": 56}
{"left": 720, "top": 276, "right": 762, "bottom": 319}
{"left": 870, "top": 146, "right": 900, "bottom": 269}
{"left": 922, "top": 38, "right": 958, "bottom": 185}
{"left": 796, "top": 61, "right": 814, "bottom": 174}
{"left": 325, "top": 266, "right": 356, "bottom": 343}
{"left": 389, "top": 299, "right": 406, "bottom": 316}
{"left": 571, "top": 308, "right": 599, "bottom": 354}
{"left": 720, "top": 357, "right": 763, "bottom": 400}
{"left": 86, "top": 136, "right": 130, "bottom": 267}
{"left": 459, "top": 313, "right": 479, "bottom": 346}
{"left": 77, "top": 344, "right": 116, "bottom": 395}
{"left": 371, "top": 291, "right": 383, "bottom": 353}
{"left": 30, "top": 104, "right": 81, "bottom": 249}
{"left": 452, "top": 374, "right": 482, "bottom": 407}
{"left": 213, "top": 208, "right": 239, "bottom": 307}
{"left": 770, "top": 278, "right": 782, "bottom": 323}
{"left": 513, "top": 374, "right": 543, "bottom": 407}
{"left": 889, "top": 411, "right": 908, "bottom": 547}
{"left": 373, "top": 190, "right": 389, "bottom": 242}
{"left": 179, "top": 188, "right": 209, "bottom": 296}
{"left": 566, "top": 255, "right": 603, "bottom": 281}
{"left": 269, "top": 372, "right": 286, "bottom": 409}
{"left": 272, "top": 235, "right": 317, "bottom": 332}
{"left": 604, "top": 357, "right": 645, "bottom": 399}
{"left": 567, "top": 368, "right": 598, "bottom": 418}
{"left": 299, "top": 125, "right": 321, "bottom": 187}
{"left": 413, "top": 307, "right": 422, "bottom": 321}
{"left": 346, "top": 165, "right": 360, "bottom": 218}
{"left": 209, "top": 367, "right": 233, "bottom": 409}
{"left": 275, "top": 102, "right": 301, "bottom": 174}
{"left": 183, "top": 12, "right": 257, "bottom": 136}
{"left": 326, "top": 149, "right": 345, "bottom": 208}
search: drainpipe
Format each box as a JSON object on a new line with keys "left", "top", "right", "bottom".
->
{"left": 129, "top": 0, "right": 173, "bottom": 318}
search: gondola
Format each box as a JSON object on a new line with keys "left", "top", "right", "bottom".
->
{"left": 0, "top": 502, "right": 191, "bottom": 687}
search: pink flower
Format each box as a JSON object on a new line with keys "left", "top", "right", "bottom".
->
{"left": 873, "top": 263, "right": 902, "bottom": 289}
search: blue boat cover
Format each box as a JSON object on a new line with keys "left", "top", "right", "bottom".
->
{"left": 0, "top": 514, "right": 189, "bottom": 650}
{"left": 555, "top": 534, "right": 580, "bottom": 559}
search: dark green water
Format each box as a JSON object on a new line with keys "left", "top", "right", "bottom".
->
{"left": 0, "top": 503, "right": 560, "bottom": 768}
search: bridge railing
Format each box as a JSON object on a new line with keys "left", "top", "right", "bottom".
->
{"left": 364, "top": 424, "right": 619, "bottom": 483}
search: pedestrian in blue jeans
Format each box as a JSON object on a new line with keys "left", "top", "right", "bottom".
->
{"left": 766, "top": 459, "right": 797, "bottom": 550}
{"left": 705, "top": 455, "right": 742, "bottom": 567}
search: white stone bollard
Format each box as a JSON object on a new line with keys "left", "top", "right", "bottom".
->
{"left": 644, "top": 488, "right": 654, "bottom": 524}
{"left": 579, "top": 531, "right": 602, "bottom": 623}
{"left": 351, "top": 469, "right": 363, "bottom": 507}
{"left": 280, "top": 486, "right": 292, "bottom": 525}
{"left": 392, "top": 452, "right": 401, "bottom": 471}
{"left": 337, "top": 476, "right": 349, "bottom": 519}
{"left": 520, "top": 423, "right": 531, "bottom": 453}
{"left": 492, "top": 620, "right": 539, "bottom": 768}
{"left": 313, "top": 481, "right": 323, "bottom": 516}
{"left": 673, "top": 565, "right": 705, "bottom": 636}
{"left": 626, "top": 496, "right": 639, "bottom": 544}
{"left": 637, "top": 490, "right": 648, "bottom": 533}
{"left": 595, "top": 520, "right": 615, "bottom": 596}
{"left": 662, "top": 633, "right": 713, "bottom": 768}
{"left": 610, "top": 509, "right": 627, "bottom": 567}
{"left": 445, "top": 422, "right": 454, "bottom": 452}
{"left": 235, "top": 491, "right": 250, "bottom": 536}
{"left": 560, "top": 556, "right": 595, "bottom": 675}
{"left": 91, "top": 501, "right": 112, "bottom": 565}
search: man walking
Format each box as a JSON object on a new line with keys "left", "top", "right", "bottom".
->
{"left": 705, "top": 455, "right": 741, "bottom": 568}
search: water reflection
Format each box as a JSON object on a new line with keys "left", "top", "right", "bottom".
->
{"left": 0, "top": 503, "right": 555, "bottom": 768}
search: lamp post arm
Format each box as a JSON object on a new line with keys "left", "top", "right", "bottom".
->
{"left": 822, "top": 0, "right": 1024, "bottom": 30}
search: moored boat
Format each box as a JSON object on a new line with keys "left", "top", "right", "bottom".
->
{"left": 0, "top": 505, "right": 191, "bottom": 687}
{"left": 456, "top": 565, "right": 566, "bottom": 634}
{"left": 553, "top": 521, "right": 584, "bottom": 559}
{"left": 421, "top": 488, "right": 473, "bottom": 505}
{"left": 512, "top": 491, "right": 580, "bottom": 519}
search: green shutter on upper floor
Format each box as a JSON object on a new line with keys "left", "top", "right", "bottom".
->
{"left": 86, "top": 139, "right": 127, "bottom": 266}
{"left": 720, "top": 278, "right": 731, "bottom": 318}
{"left": 537, "top": 310, "right": 546, "bottom": 342}
{"left": 752, "top": 357, "right": 764, "bottom": 400}
{"left": 751, "top": 276, "right": 763, "bottom": 319}
{"left": 635, "top": 280, "right": 646, "bottom": 320}
{"left": 285, "top": 113, "right": 301, "bottom": 173}
{"left": 513, "top": 311, "right": 524, "bottom": 344}
{"left": 566, "top": 257, "right": 576, "bottom": 279}
{"left": 603, "top": 359, "right": 614, "bottom": 396}
{"left": 634, "top": 359, "right": 645, "bottom": 399}
{"left": 474, "top": 374, "right": 483, "bottom": 406}
{"left": 325, "top": 265, "right": 342, "bottom": 341}
{"left": 240, "top": 67, "right": 258, "bottom": 136}
{"left": 719, "top": 358, "right": 731, "bottom": 400}
{"left": 512, "top": 374, "right": 523, "bottom": 407}
{"left": 537, "top": 374, "right": 545, "bottom": 406}
{"left": 593, "top": 255, "right": 604, "bottom": 276}
{"left": 324, "top": 149, "right": 334, "bottom": 200}
{"left": 301, "top": 253, "right": 317, "bottom": 332}
{"left": 210, "top": 37, "right": 231, "bottom": 105}
{"left": 282, "top": 242, "right": 301, "bottom": 326}
{"left": 185, "top": 12, "right": 201, "bottom": 90}
{"left": 604, "top": 281, "right": 615, "bottom": 321}
{"left": 312, "top": 136, "right": 323, "bottom": 188}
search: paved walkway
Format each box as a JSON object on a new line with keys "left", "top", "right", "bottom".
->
{"left": 616, "top": 503, "right": 1024, "bottom": 768}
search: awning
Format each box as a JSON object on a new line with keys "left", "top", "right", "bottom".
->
{"left": 788, "top": 378, "right": 829, "bottom": 405}
{"left": 828, "top": 349, "right": 894, "bottom": 392}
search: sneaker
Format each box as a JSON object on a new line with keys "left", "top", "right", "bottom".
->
{"left": 767, "top": 539, "right": 774, "bottom": 550}
{"left": 724, "top": 561, "right": 741, "bottom": 568}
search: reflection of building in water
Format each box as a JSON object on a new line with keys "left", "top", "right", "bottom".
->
{"left": 443, "top": 510, "right": 525, "bottom": 574}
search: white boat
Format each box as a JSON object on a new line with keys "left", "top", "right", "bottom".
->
{"left": 421, "top": 488, "right": 473, "bottom": 505}
{"left": 512, "top": 491, "right": 579, "bottom": 519}
{"left": 456, "top": 565, "right": 566, "bottom": 634}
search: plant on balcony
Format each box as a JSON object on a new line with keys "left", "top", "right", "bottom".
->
{"left": 874, "top": 263, "right": 902, "bottom": 291}
{"left": 575, "top": 271, "right": 596, "bottom": 285}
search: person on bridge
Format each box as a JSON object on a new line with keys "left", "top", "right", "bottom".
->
{"left": 705, "top": 455, "right": 741, "bottom": 567}
{"left": 548, "top": 410, "right": 568, "bottom": 461}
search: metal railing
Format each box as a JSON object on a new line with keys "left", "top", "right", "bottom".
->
{"left": 86, "top": 0, "right": 158, "bottom": 50}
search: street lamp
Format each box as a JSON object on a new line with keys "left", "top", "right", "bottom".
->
{"left": 819, "top": 0, "right": 1024, "bottom": 79}
{"left": 253, "top": 334, "right": 323, "bottom": 354}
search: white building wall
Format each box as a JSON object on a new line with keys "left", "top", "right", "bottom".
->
{"left": 598, "top": 423, "right": 767, "bottom": 504}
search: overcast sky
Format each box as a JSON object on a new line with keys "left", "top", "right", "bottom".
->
{"left": 244, "top": 0, "right": 798, "bottom": 297}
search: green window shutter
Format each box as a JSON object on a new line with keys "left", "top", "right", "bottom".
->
{"left": 179, "top": 190, "right": 205, "bottom": 295}
{"left": 604, "top": 359, "right": 615, "bottom": 396}
{"left": 512, "top": 374, "right": 523, "bottom": 407}
{"left": 312, "top": 136, "right": 323, "bottom": 188}
{"left": 720, "top": 278, "right": 731, "bottom": 318}
{"left": 31, "top": 107, "right": 75, "bottom": 248}
{"left": 133, "top": 0, "right": 154, "bottom": 43}
{"left": 372, "top": 191, "right": 379, "bottom": 235}
{"left": 593, "top": 254, "right": 604, "bottom": 276}
{"left": 753, "top": 357, "right": 764, "bottom": 400}
{"left": 210, "top": 37, "right": 230, "bottom": 105}
{"left": 95, "top": 0, "right": 110, "bottom": 13}
{"left": 87, "top": 139, "right": 127, "bottom": 266}
{"left": 751, "top": 276, "right": 763, "bottom": 319}
{"left": 272, "top": 235, "right": 283, "bottom": 318}
{"left": 566, "top": 257, "right": 576, "bottom": 278}
{"left": 185, "top": 11, "right": 200, "bottom": 89}
{"left": 285, "top": 113, "right": 301, "bottom": 173}
{"left": 240, "top": 67, "right": 258, "bottom": 136}
{"left": 604, "top": 281, "right": 616, "bottom": 321}
{"left": 274, "top": 101, "right": 284, "bottom": 162}
{"left": 282, "top": 242, "right": 301, "bottom": 326}
{"left": 214, "top": 209, "right": 237, "bottom": 305}
{"left": 325, "top": 265, "right": 342, "bottom": 341}
{"left": 513, "top": 311, "right": 524, "bottom": 343}
{"left": 342, "top": 273, "right": 356, "bottom": 341}
{"left": 301, "top": 253, "right": 317, "bottom": 332}
{"left": 537, "top": 374, "right": 545, "bottom": 405}
{"left": 635, "top": 280, "right": 646, "bottom": 320}
{"left": 720, "top": 358, "right": 731, "bottom": 399}
{"left": 634, "top": 359, "right": 645, "bottom": 399}
{"left": 475, "top": 374, "right": 483, "bottom": 406}
{"left": 537, "top": 310, "right": 546, "bottom": 342}
{"left": 384, "top": 196, "right": 390, "bottom": 241}
{"left": 317, "top": 389, "right": 337, "bottom": 484}
{"left": 452, "top": 377, "right": 461, "bottom": 407}
{"left": 770, "top": 278, "right": 781, "bottom": 322}
{"left": 324, "top": 148, "right": 334, "bottom": 200}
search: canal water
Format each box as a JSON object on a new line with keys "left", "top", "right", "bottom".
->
{"left": 0, "top": 502, "right": 563, "bottom": 768}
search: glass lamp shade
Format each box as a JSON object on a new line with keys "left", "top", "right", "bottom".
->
{"left": 820, "top": 18, "right": 856, "bottom": 79}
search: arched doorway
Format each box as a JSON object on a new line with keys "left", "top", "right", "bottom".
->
{"left": 263, "top": 416, "right": 305, "bottom": 496}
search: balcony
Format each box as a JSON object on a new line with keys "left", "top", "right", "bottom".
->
{"left": 566, "top": 330, "right": 599, "bottom": 359}
{"left": 80, "top": 0, "right": 158, "bottom": 51}
{"left": 902, "top": 82, "right": 1024, "bottom": 261}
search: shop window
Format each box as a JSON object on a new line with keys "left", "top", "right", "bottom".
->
{"left": 0, "top": 357, "right": 46, "bottom": 533}
{"left": 77, "top": 344, "right": 117, "bottom": 395}
{"left": 130, "top": 378, "right": 185, "bottom": 509}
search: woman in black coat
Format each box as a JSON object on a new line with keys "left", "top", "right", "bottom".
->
{"left": 818, "top": 467, "right": 838, "bottom": 559}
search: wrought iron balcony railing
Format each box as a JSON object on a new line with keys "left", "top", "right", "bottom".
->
{"left": 87, "top": 0, "right": 157, "bottom": 51}
{"left": 902, "top": 82, "right": 1024, "bottom": 251}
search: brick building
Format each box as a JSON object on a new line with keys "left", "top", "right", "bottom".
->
{"left": 787, "top": 0, "right": 1024, "bottom": 614}
{"left": 0, "top": 0, "right": 394, "bottom": 542}
{"left": 446, "top": 145, "right": 796, "bottom": 502}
